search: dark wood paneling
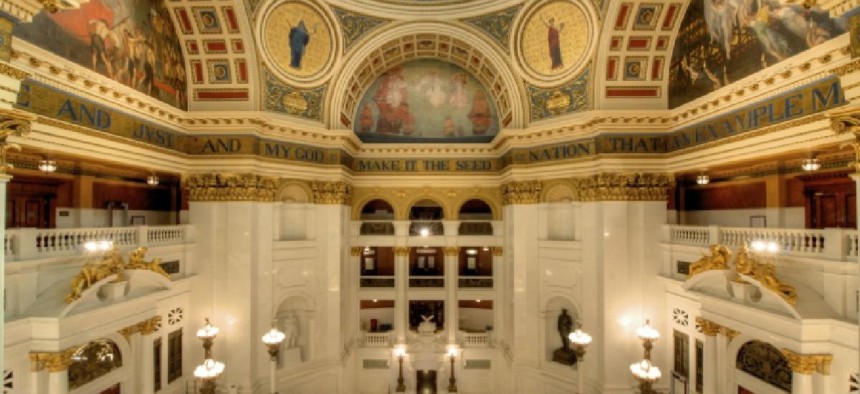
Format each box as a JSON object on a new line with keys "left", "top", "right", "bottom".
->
{"left": 93, "top": 182, "right": 174, "bottom": 211}
{"left": 684, "top": 183, "right": 766, "bottom": 210}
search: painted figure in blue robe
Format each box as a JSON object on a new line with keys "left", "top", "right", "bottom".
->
{"left": 289, "top": 20, "right": 311, "bottom": 69}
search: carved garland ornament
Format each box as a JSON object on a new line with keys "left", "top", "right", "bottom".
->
{"left": 781, "top": 348, "right": 833, "bottom": 375}
{"left": 183, "top": 173, "right": 278, "bottom": 202}
{"left": 0, "top": 63, "right": 30, "bottom": 81}
{"left": 501, "top": 180, "right": 542, "bottom": 205}
{"left": 695, "top": 317, "right": 722, "bottom": 336}
{"left": 570, "top": 173, "right": 674, "bottom": 201}
{"left": 311, "top": 181, "right": 352, "bottom": 205}
{"left": 118, "top": 315, "right": 163, "bottom": 340}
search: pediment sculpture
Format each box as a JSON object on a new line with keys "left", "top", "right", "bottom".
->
{"left": 66, "top": 247, "right": 171, "bottom": 304}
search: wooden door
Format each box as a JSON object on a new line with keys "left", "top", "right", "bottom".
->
{"left": 802, "top": 173, "right": 857, "bottom": 229}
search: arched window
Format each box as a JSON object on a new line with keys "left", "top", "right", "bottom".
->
{"left": 409, "top": 199, "right": 444, "bottom": 236}
{"left": 458, "top": 199, "right": 493, "bottom": 235}
{"left": 68, "top": 339, "right": 123, "bottom": 390}
{"left": 736, "top": 340, "right": 792, "bottom": 392}
{"left": 359, "top": 199, "right": 395, "bottom": 235}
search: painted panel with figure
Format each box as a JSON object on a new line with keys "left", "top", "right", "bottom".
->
{"left": 14, "top": 0, "right": 187, "bottom": 109}
{"left": 668, "top": 0, "right": 851, "bottom": 108}
{"left": 354, "top": 60, "right": 499, "bottom": 143}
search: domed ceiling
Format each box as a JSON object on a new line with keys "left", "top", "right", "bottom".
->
{"left": 9, "top": 0, "right": 857, "bottom": 143}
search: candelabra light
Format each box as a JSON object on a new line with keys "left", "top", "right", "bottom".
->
{"left": 394, "top": 345, "right": 406, "bottom": 392}
{"left": 194, "top": 318, "right": 224, "bottom": 394}
{"left": 261, "top": 324, "right": 286, "bottom": 394}
{"left": 569, "top": 328, "right": 592, "bottom": 394}
{"left": 801, "top": 157, "right": 821, "bottom": 171}
{"left": 447, "top": 346, "right": 458, "bottom": 393}
{"left": 196, "top": 318, "right": 219, "bottom": 359}
{"left": 631, "top": 319, "right": 661, "bottom": 394}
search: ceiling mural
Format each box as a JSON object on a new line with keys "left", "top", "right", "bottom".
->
{"left": 331, "top": 7, "right": 388, "bottom": 52}
{"left": 14, "top": 0, "right": 188, "bottom": 109}
{"left": 668, "top": 0, "right": 851, "bottom": 108}
{"left": 353, "top": 59, "right": 499, "bottom": 143}
{"left": 462, "top": 5, "right": 521, "bottom": 51}
{"left": 265, "top": 69, "right": 325, "bottom": 120}
{"left": 528, "top": 69, "right": 590, "bottom": 121}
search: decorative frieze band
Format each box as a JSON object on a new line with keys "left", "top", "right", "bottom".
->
{"left": 182, "top": 173, "right": 278, "bottom": 202}
{"left": 0, "top": 63, "right": 30, "bottom": 81}
{"left": 696, "top": 317, "right": 740, "bottom": 340}
{"left": 119, "top": 315, "right": 163, "bottom": 340}
{"left": 570, "top": 173, "right": 674, "bottom": 201}
{"left": 30, "top": 347, "right": 78, "bottom": 372}
{"left": 501, "top": 180, "right": 542, "bottom": 205}
{"left": 780, "top": 349, "right": 833, "bottom": 375}
{"left": 312, "top": 181, "right": 352, "bottom": 205}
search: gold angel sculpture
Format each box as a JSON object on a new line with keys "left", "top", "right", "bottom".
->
{"left": 66, "top": 247, "right": 171, "bottom": 304}
{"left": 733, "top": 243, "right": 797, "bottom": 305}
{"left": 687, "top": 244, "right": 732, "bottom": 278}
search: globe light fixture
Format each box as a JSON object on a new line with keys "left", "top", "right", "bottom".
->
{"left": 193, "top": 358, "right": 225, "bottom": 394}
{"left": 568, "top": 328, "right": 592, "bottom": 394}
{"left": 262, "top": 324, "right": 286, "bottom": 394}
{"left": 630, "top": 359, "right": 662, "bottom": 394}
{"left": 801, "top": 157, "right": 821, "bottom": 171}
{"left": 696, "top": 174, "right": 710, "bottom": 185}
{"left": 197, "top": 318, "right": 220, "bottom": 359}
{"left": 38, "top": 159, "right": 57, "bottom": 173}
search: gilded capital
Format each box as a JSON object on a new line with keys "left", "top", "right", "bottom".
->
{"left": 719, "top": 326, "right": 740, "bottom": 341}
{"left": 696, "top": 317, "right": 721, "bottom": 336}
{"left": 182, "top": 173, "right": 278, "bottom": 202}
{"left": 444, "top": 247, "right": 459, "bottom": 256}
{"left": 0, "top": 109, "right": 34, "bottom": 174}
{"left": 781, "top": 349, "right": 832, "bottom": 375}
{"left": 138, "top": 316, "right": 162, "bottom": 335}
{"left": 30, "top": 347, "right": 78, "bottom": 372}
{"left": 312, "top": 181, "right": 352, "bottom": 205}
{"left": 830, "top": 109, "right": 860, "bottom": 172}
{"left": 394, "top": 247, "right": 409, "bottom": 256}
{"left": 501, "top": 180, "right": 542, "bottom": 205}
{"left": 0, "top": 63, "right": 30, "bottom": 81}
{"left": 570, "top": 173, "right": 674, "bottom": 201}
{"left": 491, "top": 246, "right": 503, "bottom": 256}
{"left": 350, "top": 247, "right": 363, "bottom": 256}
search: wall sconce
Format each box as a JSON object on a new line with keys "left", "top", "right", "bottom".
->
{"left": 801, "top": 157, "right": 821, "bottom": 171}
{"left": 38, "top": 159, "right": 57, "bottom": 173}
{"left": 146, "top": 175, "right": 159, "bottom": 185}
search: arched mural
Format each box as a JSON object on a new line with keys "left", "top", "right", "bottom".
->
{"left": 668, "top": 0, "right": 850, "bottom": 108}
{"left": 736, "top": 340, "right": 792, "bottom": 392}
{"left": 14, "top": 0, "right": 187, "bottom": 109}
{"left": 353, "top": 60, "right": 499, "bottom": 143}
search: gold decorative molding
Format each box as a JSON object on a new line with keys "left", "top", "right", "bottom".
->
{"left": 138, "top": 316, "right": 162, "bottom": 335}
{"left": 781, "top": 349, "right": 833, "bottom": 375}
{"left": 501, "top": 180, "right": 542, "bottom": 205}
{"left": 0, "top": 109, "right": 34, "bottom": 174}
{"left": 830, "top": 108, "right": 860, "bottom": 172}
{"left": 0, "top": 62, "right": 30, "bottom": 81}
{"left": 491, "top": 246, "right": 503, "bottom": 256}
{"left": 687, "top": 245, "right": 731, "bottom": 279}
{"left": 393, "top": 247, "right": 409, "bottom": 256}
{"left": 831, "top": 58, "right": 860, "bottom": 76}
{"left": 734, "top": 243, "right": 797, "bottom": 305}
{"left": 67, "top": 247, "right": 172, "bottom": 303}
{"left": 570, "top": 173, "right": 674, "bottom": 201}
{"left": 118, "top": 325, "right": 137, "bottom": 341}
{"left": 350, "top": 247, "right": 363, "bottom": 256}
{"left": 351, "top": 186, "right": 502, "bottom": 221}
{"left": 30, "top": 347, "right": 78, "bottom": 372}
{"left": 444, "top": 247, "right": 459, "bottom": 256}
{"left": 312, "top": 181, "right": 352, "bottom": 205}
{"left": 125, "top": 247, "right": 170, "bottom": 279}
{"left": 719, "top": 326, "right": 740, "bottom": 341}
{"left": 696, "top": 317, "right": 721, "bottom": 336}
{"left": 182, "top": 173, "right": 278, "bottom": 202}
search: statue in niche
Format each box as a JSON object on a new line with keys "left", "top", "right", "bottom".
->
{"left": 283, "top": 313, "right": 299, "bottom": 348}
{"left": 552, "top": 308, "right": 577, "bottom": 365}
{"left": 418, "top": 314, "right": 437, "bottom": 335}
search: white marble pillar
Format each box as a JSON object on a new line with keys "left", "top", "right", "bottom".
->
{"left": 491, "top": 247, "right": 502, "bottom": 344}
{"left": 813, "top": 372, "right": 829, "bottom": 394}
{"left": 445, "top": 247, "right": 458, "bottom": 343}
{"left": 702, "top": 333, "right": 717, "bottom": 394}
{"left": 505, "top": 201, "right": 540, "bottom": 367}
{"left": 395, "top": 247, "right": 409, "bottom": 343}
{"left": 715, "top": 333, "right": 729, "bottom": 394}
{"left": 0, "top": 174, "right": 8, "bottom": 377}
{"left": 140, "top": 330, "right": 155, "bottom": 394}
{"left": 48, "top": 370, "right": 68, "bottom": 394}
{"left": 792, "top": 372, "right": 813, "bottom": 394}
{"left": 852, "top": 173, "right": 860, "bottom": 376}
{"left": 129, "top": 330, "right": 142, "bottom": 393}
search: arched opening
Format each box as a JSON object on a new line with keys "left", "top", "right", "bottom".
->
{"left": 359, "top": 246, "right": 395, "bottom": 288}
{"left": 360, "top": 199, "right": 395, "bottom": 235}
{"left": 409, "top": 199, "right": 444, "bottom": 236}
{"left": 68, "top": 339, "right": 123, "bottom": 390}
{"left": 542, "top": 297, "right": 579, "bottom": 366}
{"left": 458, "top": 199, "right": 494, "bottom": 235}
{"left": 736, "top": 340, "right": 792, "bottom": 392}
{"left": 275, "top": 296, "right": 314, "bottom": 365}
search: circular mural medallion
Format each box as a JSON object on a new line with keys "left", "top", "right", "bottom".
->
{"left": 261, "top": 0, "right": 337, "bottom": 85}
{"left": 516, "top": 0, "right": 595, "bottom": 86}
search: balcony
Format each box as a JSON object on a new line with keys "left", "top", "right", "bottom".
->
{"left": 663, "top": 224, "right": 859, "bottom": 262}
{"left": 5, "top": 225, "right": 194, "bottom": 262}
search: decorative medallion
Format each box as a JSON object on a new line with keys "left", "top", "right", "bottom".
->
{"left": 515, "top": 0, "right": 597, "bottom": 87}
{"left": 265, "top": 69, "right": 325, "bottom": 120}
{"left": 331, "top": 7, "right": 387, "bottom": 52}
{"left": 527, "top": 69, "right": 589, "bottom": 121}
{"left": 168, "top": 307, "right": 183, "bottom": 325}
{"left": 672, "top": 308, "right": 688, "bottom": 327}
{"left": 260, "top": 0, "right": 339, "bottom": 87}
{"left": 463, "top": 5, "right": 522, "bottom": 52}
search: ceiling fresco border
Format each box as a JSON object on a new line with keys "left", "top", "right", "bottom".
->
{"left": 326, "top": 21, "right": 528, "bottom": 132}
{"left": 461, "top": 5, "right": 522, "bottom": 53}
{"left": 330, "top": 6, "right": 389, "bottom": 52}
{"left": 511, "top": 0, "right": 599, "bottom": 88}
{"left": 254, "top": 0, "right": 343, "bottom": 89}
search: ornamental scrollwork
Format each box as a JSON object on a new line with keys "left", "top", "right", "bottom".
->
{"left": 570, "top": 173, "right": 674, "bottom": 201}
{"left": 501, "top": 180, "right": 542, "bottom": 205}
{"left": 830, "top": 110, "right": 860, "bottom": 172}
{"left": 66, "top": 247, "right": 172, "bottom": 304}
{"left": 182, "top": 173, "right": 278, "bottom": 202}
{"left": 312, "top": 181, "right": 352, "bottom": 205}
{"left": 29, "top": 347, "right": 78, "bottom": 372}
{"left": 734, "top": 243, "right": 797, "bottom": 305}
{"left": 0, "top": 110, "right": 33, "bottom": 173}
{"left": 687, "top": 245, "right": 732, "bottom": 279}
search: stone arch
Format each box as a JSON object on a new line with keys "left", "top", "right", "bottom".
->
{"left": 456, "top": 198, "right": 499, "bottom": 221}
{"left": 274, "top": 292, "right": 316, "bottom": 364}
{"left": 327, "top": 21, "right": 527, "bottom": 131}
{"left": 277, "top": 181, "right": 312, "bottom": 203}
{"left": 734, "top": 340, "right": 793, "bottom": 392}
{"left": 540, "top": 294, "right": 582, "bottom": 365}
{"left": 352, "top": 196, "right": 399, "bottom": 221}
{"left": 403, "top": 196, "right": 450, "bottom": 221}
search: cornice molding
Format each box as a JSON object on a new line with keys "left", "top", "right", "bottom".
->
{"left": 182, "top": 173, "right": 278, "bottom": 202}
{"left": 312, "top": 181, "right": 352, "bottom": 205}
{"left": 501, "top": 180, "right": 542, "bottom": 205}
{"left": 570, "top": 173, "right": 674, "bottom": 201}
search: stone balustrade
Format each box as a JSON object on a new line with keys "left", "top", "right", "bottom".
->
{"left": 4, "top": 225, "right": 194, "bottom": 262}
{"left": 351, "top": 220, "right": 502, "bottom": 237}
{"left": 663, "top": 225, "right": 858, "bottom": 261}
{"left": 462, "top": 332, "right": 490, "bottom": 347}
{"left": 362, "top": 331, "right": 392, "bottom": 347}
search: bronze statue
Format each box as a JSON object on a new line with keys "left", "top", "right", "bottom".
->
{"left": 552, "top": 308, "right": 577, "bottom": 365}
{"left": 688, "top": 244, "right": 731, "bottom": 278}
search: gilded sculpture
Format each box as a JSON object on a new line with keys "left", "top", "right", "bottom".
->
{"left": 687, "top": 244, "right": 731, "bottom": 278}
{"left": 66, "top": 247, "right": 172, "bottom": 304}
{"left": 733, "top": 243, "right": 797, "bottom": 305}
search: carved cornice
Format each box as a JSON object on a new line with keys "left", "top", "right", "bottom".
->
{"left": 30, "top": 347, "right": 78, "bottom": 372}
{"left": 570, "top": 173, "right": 674, "bottom": 201}
{"left": 393, "top": 247, "right": 409, "bottom": 256}
{"left": 491, "top": 246, "right": 503, "bottom": 256}
{"left": 780, "top": 349, "right": 832, "bottom": 375}
{"left": 182, "top": 173, "right": 278, "bottom": 202}
{"left": 0, "top": 62, "right": 30, "bottom": 81}
{"left": 696, "top": 317, "right": 721, "bottom": 337}
{"left": 350, "top": 247, "right": 363, "bottom": 256}
{"left": 501, "top": 180, "right": 542, "bottom": 205}
{"left": 830, "top": 109, "right": 860, "bottom": 172}
{"left": 831, "top": 58, "right": 860, "bottom": 77}
{"left": 312, "top": 181, "right": 352, "bottom": 205}
{"left": 444, "top": 247, "right": 458, "bottom": 256}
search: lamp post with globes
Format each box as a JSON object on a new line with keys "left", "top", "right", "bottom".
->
{"left": 194, "top": 318, "right": 224, "bottom": 394}
{"left": 630, "top": 319, "right": 661, "bottom": 394}
{"left": 394, "top": 345, "right": 407, "bottom": 392}
{"left": 262, "top": 324, "right": 286, "bottom": 394}
{"left": 568, "top": 328, "right": 592, "bottom": 394}
{"left": 196, "top": 317, "right": 219, "bottom": 359}
{"left": 447, "top": 346, "right": 458, "bottom": 393}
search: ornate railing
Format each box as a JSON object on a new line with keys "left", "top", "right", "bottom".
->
{"left": 359, "top": 276, "right": 395, "bottom": 288}
{"left": 458, "top": 221, "right": 494, "bottom": 236}
{"left": 663, "top": 225, "right": 858, "bottom": 261}
{"left": 5, "top": 225, "right": 193, "bottom": 262}
{"left": 462, "top": 332, "right": 490, "bottom": 347}
{"left": 363, "top": 331, "right": 391, "bottom": 347}
{"left": 458, "top": 277, "right": 493, "bottom": 288}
